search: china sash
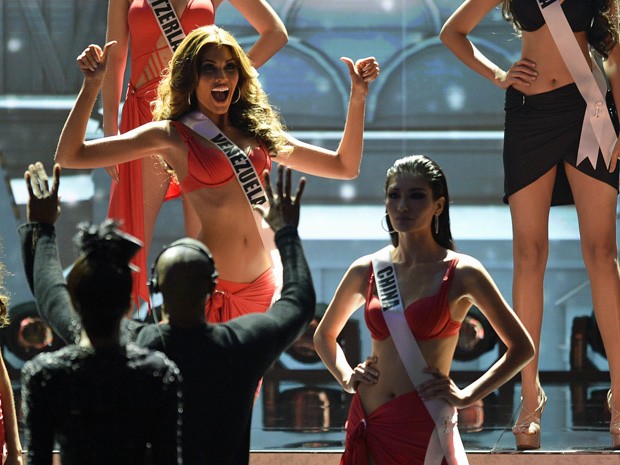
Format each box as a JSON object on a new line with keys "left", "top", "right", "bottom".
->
{"left": 147, "top": 0, "right": 187, "bottom": 52}
{"left": 537, "top": 0, "right": 617, "bottom": 169}
{"left": 371, "top": 246, "right": 468, "bottom": 465}
{"left": 179, "top": 111, "right": 282, "bottom": 296}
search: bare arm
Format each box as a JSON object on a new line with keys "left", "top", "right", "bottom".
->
{"left": 0, "top": 352, "right": 23, "bottom": 465}
{"left": 55, "top": 43, "right": 174, "bottom": 169}
{"left": 102, "top": 0, "right": 130, "bottom": 137}
{"left": 440, "top": 0, "right": 536, "bottom": 88}
{"left": 225, "top": 0, "right": 288, "bottom": 68}
{"left": 314, "top": 258, "right": 370, "bottom": 393}
{"left": 274, "top": 57, "right": 380, "bottom": 180}
{"left": 417, "top": 256, "right": 535, "bottom": 407}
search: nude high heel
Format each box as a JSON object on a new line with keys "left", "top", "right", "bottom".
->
{"left": 512, "top": 389, "right": 547, "bottom": 450}
{"left": 607, "top": 390, "right": 620, "bottom": 449}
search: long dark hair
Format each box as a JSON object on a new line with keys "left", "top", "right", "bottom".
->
{"left": 502, "top": 0, "right": 617, "bottom": 58}
{"left": 67, "top": 221, "right": 141, "bottom": 338}
{"left": 384, "top": 155, "right": 455, "bottom": 250}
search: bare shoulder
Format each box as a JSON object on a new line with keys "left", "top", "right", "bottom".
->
{"left": 450, "top": 251, "right": 490, "bottom": 285}
{"left": 346, "top": 254, "right": 373, "bottom": 281}
{"left": 130, "top": 120, "right": 183, "bottom": 148}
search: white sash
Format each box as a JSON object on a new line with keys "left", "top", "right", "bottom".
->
{"left": 537, "top": 0, "right": 617, "bottom": 169}
{"left": 371, "top": 246, "right": 468, "bottom": 465}
{"left": 179, "top": 111, "right": 282, "bottom": 296}
{"left": 147, "top": 0, "right": 187, "bottom": 52}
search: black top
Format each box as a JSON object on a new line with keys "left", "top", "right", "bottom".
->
{"left": 19, "top": 223, "right": 316, "bottom": 465}
{"left": 21, "top": 343, "right": 182, "bottom": 465}
{"left": 511, "top": 0, "right": 594, "bottom": 32}
{"left": 18, "top": 222, "right": 148, "bottom": 347}
{"left": 136, "top": 226, "right": 315, "bottom": 465}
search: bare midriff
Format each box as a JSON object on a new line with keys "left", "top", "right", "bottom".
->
{"left": 513, "top": 27, "right": 590, "bottom": 96}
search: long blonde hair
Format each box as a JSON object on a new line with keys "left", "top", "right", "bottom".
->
{"left": 153, "top": 25, "right": 288, "bottom": 156}
{"left": 0, "top": 258, "right": 11, "bottom": 328}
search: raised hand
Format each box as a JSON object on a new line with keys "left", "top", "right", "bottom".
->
{"left": 341, "top": 56, "right": 380, "bottom": 96}
{"left": 76, "top": 41, "right": 117, "bottom": 83}
{"left": 254, "top": 166, "right": 306, "bottom": 233}
{"left": 25, "top": 162, "right": 61, "bottom": 225}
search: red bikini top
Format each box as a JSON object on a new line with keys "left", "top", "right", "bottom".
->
{"left": 364, "top": 258, "right": 462, "bottom": 341}
{"left": 172, "top": 121, "right": 272, "bottom": 192}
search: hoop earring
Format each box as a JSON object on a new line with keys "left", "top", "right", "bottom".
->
{"left": 232, "top": 86, "right": 241, "bottom": 104}
{"left": 381, "top": 214, "right": 395, "bottom": 233}
{"left": 187, "top": 93, "right": 193, "bottom": 106}
{"left": 434, "top": 215, "right": 439, "bottom": 235}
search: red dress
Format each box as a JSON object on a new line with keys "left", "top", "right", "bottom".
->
{"left": 107, "top": 0, "right": 215, "bottom": 308}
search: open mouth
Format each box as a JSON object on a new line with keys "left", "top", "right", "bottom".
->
{"left": 212, "top": 85, "right": 230, "bottom": 103}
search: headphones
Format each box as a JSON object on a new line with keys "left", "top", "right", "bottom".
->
{"left": 148, "top": 240, "right": 218, "bottom": 295}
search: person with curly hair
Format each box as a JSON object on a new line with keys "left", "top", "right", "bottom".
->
{"left": 103, "top": 0, "right": 289, "bottom": 309}
{"left": 56, "top": 25, "right": 379, "bottom": 322}
{"left": 441, "top": 0, "right": 620, "bottom": 450}
{"left": 0, "top": 262, "right": 24, "bottom": 465}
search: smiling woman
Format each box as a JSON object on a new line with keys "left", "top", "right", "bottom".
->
{"left": 55, "top": 25, "right": 380, "bottom": 323}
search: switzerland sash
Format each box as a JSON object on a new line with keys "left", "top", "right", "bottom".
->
{"left": 147, "top": 0, "right": 187, "bottom": 52}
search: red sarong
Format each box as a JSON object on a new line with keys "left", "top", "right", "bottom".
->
{"left": 341, "top": 391, "right": 448, "bottom": 465}
{"left": 107, "top": 79, "right": 182, "bottom": 309}
{"left": 205, "top": 268, "right": 276, "bottom": 323}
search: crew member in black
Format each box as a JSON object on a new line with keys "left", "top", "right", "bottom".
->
{"left": 21, "top": 163, "right": 182, "bottom": 465}
{"left": 20, "top": 162, "right": 315, "bottom": 465}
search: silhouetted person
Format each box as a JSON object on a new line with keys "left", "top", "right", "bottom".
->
{"left": 20, "top": 162, "right": 315, "bottom": 465}
{"left": 21, "top": 163, "right": 182, "bottom": 465}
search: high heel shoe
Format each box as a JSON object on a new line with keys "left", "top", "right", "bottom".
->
{"left": 512, "top": 389, "right": 547, "bottom": 450}
{"left": 607, "top": 390, "right": 620, "bottom": 449}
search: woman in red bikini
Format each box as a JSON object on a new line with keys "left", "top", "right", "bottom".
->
{"left": 314, "top": 155, "right": 534, "bottom": 465}
{"left": 103, "top": 0, "right": 289, "bottom": 308}
{"left": 56, "top": 25, "right": 379, "bottom": 323}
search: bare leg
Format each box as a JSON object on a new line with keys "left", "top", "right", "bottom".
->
{"left": 566, "top": 164, "right": 620, "bottom": 437}
{"left": 508, "top": 168, "right": 555, "bottom": 443}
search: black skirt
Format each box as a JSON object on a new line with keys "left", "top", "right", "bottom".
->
{"left": 503, "top": 83, "right": 619, "bottom": 205}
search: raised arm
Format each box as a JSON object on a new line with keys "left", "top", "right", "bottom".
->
{"left": 102, "top": 0, "right": 130, "bottom": 138}
{"left": 440, "top": 0, "right": 536, "bottom": 89}
{"left": 417, "top": 256, "right": 535, "bottom": 407}
{"left": 274, "top": 57, "right": 380, "bottom": 180}
{"left": 225, "top": 167, "right": 314, "bottom": 369}
{"left": 20, "top": 163, "right": 81, "bottom": 345}
{"left": 226, "top": 0, "right": 288, "bottom": 69}
{"left": 55, "top": 43, "right": 172, "bottom": 169}
{"left": 314, "top": 257, "right": 370, "bottom": 394}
